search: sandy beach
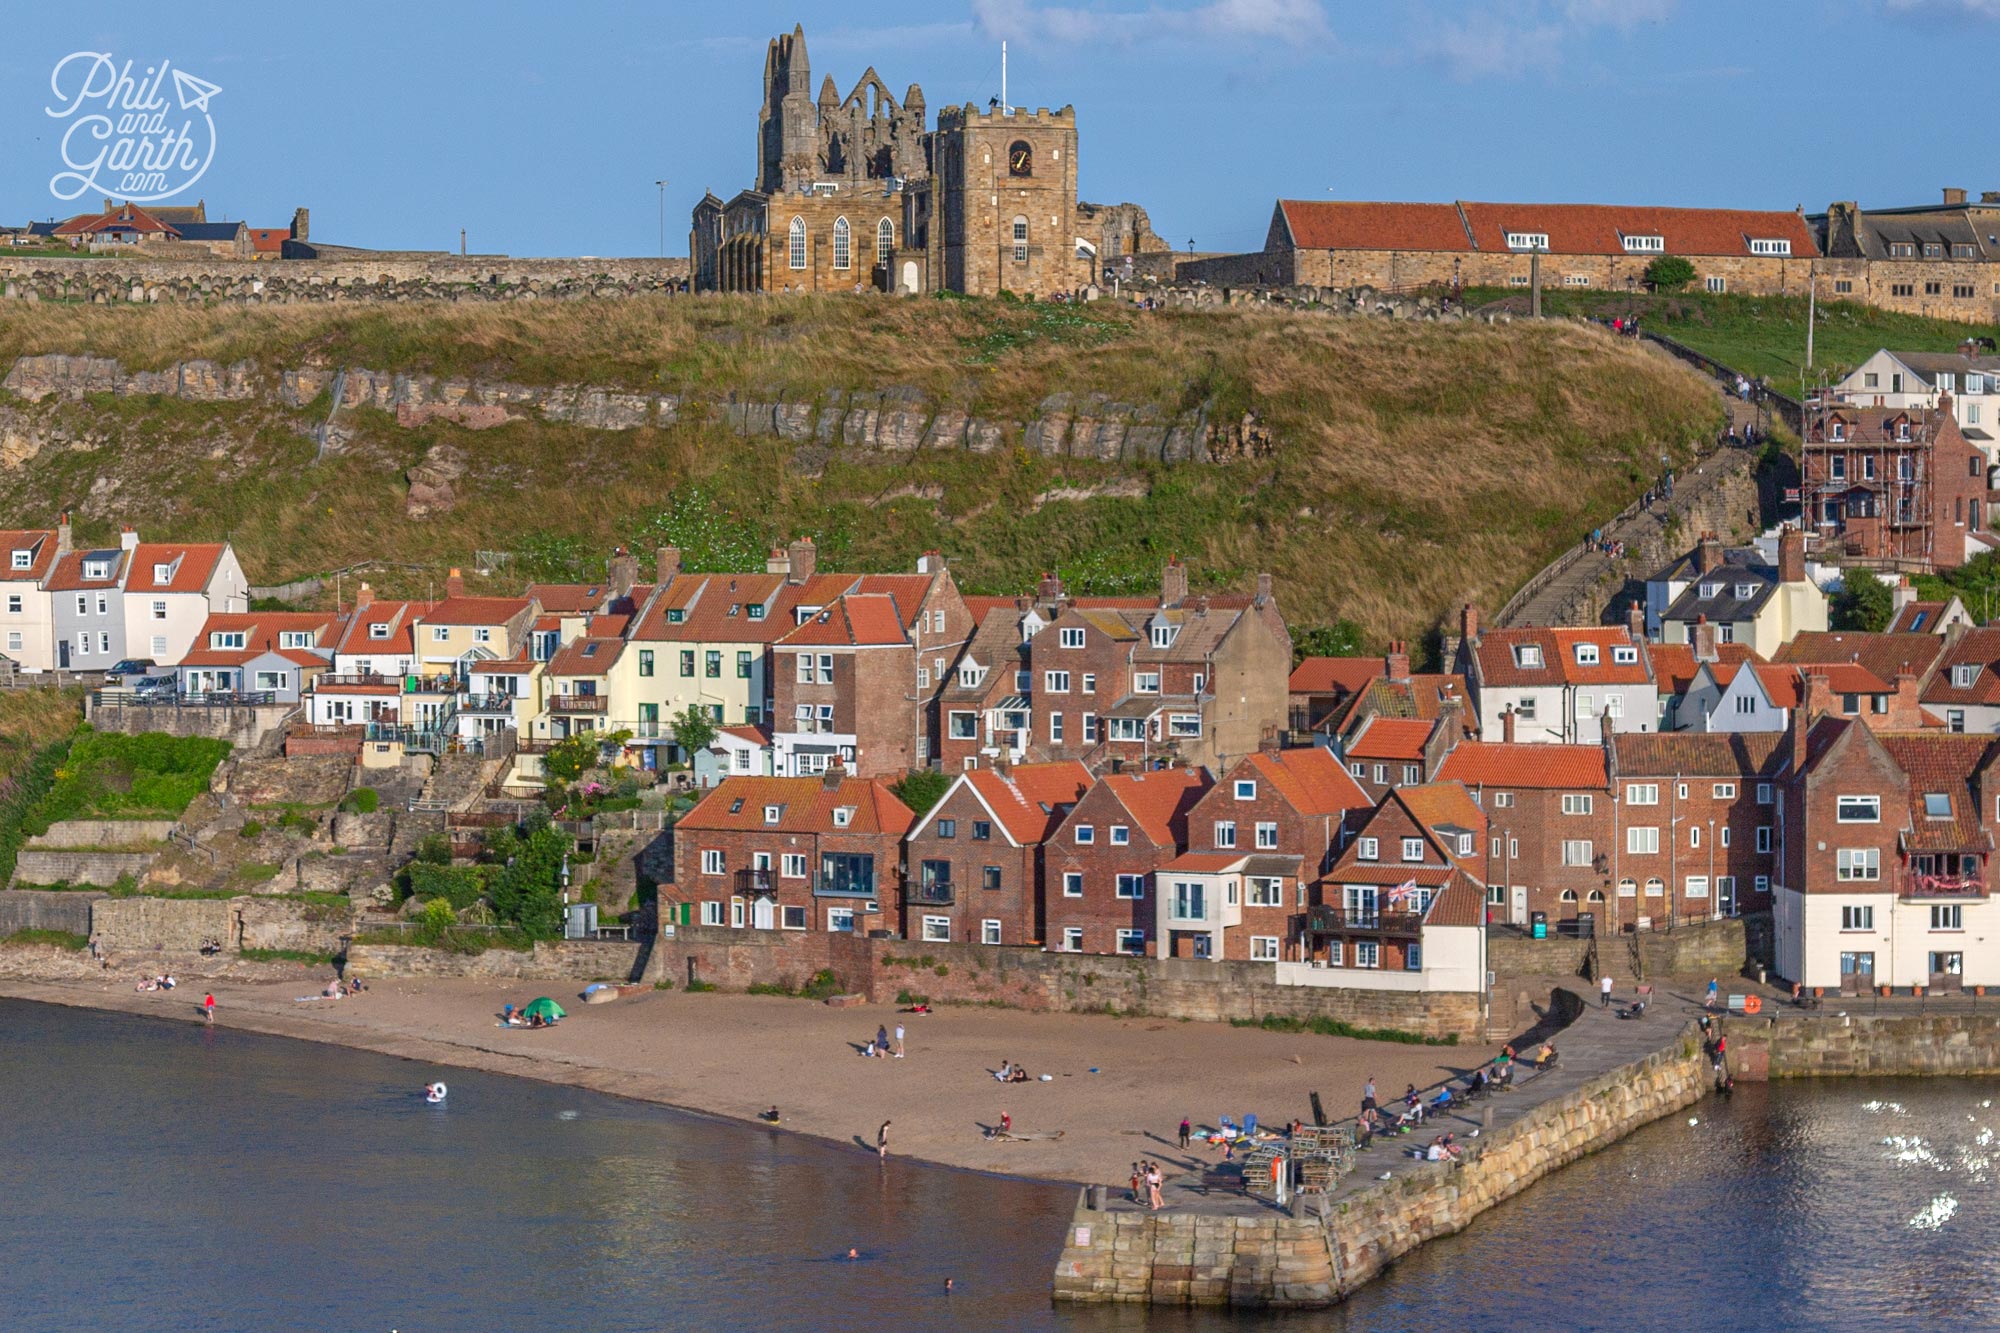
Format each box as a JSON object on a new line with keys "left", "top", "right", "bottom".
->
{"left": 1, "top": 964, "right": 1499, "bottom": 1185}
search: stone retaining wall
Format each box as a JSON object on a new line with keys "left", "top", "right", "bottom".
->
{"left": 344, "top": 939, "right": 644, "bottom": 981}
{"left": 27, "top": 819, "right": 177, "bottom": 849}
{"left": 90, "top": 896, "right": 236, "bottom": 952}
{"left": 0, "top": 889, "right": 103, "bottom": 937}
{"left": 82, "top": 697, "right": 290, "bottom": 751}
{"left": 1724, "top": 1012, "right": 2000, "bottom": 1080}
{"left": 651, "top": 926, "right": 1482, "bottom": 1041}
{"left": 1054, "top": 1020, "right": 1708, "bottom": 1308}
{"left": 12, "top": 850, "right": 157, "bottom": 888}
{"left": 0, "top": 256, "right": 689, "bottom": 306}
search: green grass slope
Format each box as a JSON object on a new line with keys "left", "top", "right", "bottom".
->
{"left": 0, "top": 296, "right": 1721, "bottom": 648}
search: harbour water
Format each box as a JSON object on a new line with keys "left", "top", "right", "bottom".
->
{"left": 4, "top": 998, "right": 1999, "bottom": 1331}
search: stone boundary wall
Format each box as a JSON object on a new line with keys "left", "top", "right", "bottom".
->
{"left": 2, "top": 353, "right": 1230, "bottom": 466}
{"left": 646, "top": 925, "right": 1483, "bottom": 1041}
{"left": 0, "top": 256, "right": 690, "bottom": 306}
{"left": 27, "top": 819, "right": 177, "bottom": 849}
{"left": 1723, "top": 1012, "right": 2000, "bottom": 1081}
{"left": 1054, "top": 1020, "right": 1708, "bottom": 1308}
{"left": 90, "top": 895, "right": 235, "bottom": 951}
{"left": 12, "top": 850, "right": 157, "bottom": 889}
{"left": 0, "top": 889, "right": 103, "bottom": 937}
{"left": 344, "top": 939, "right": 644, "bottom": 981}
{"left": 83, "top": 697, "right": 291, "bottom": 751}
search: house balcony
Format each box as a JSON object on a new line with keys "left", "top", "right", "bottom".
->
{"left": 905, "top": 880, "right": 955, "bottom": 906}
{"left": 814, "top": 875, "right": 880, "bottom": 900}
{"left": 548, "top": 693, "right": 608, "bottom": 713}
{"left": 735, "top": 868, "right": 778, "bottom": 897}
{"left": 460, "top": 692, "right": 521, "bottom": 713}
{"left": 1898, "top": 870, "right": 1988, "bottom": 901}
{"left": 315, "top": 673, "right": 401, "bottom": 689}
{"left": 1302, "top": 905, "right": 1426, "bottom": 937}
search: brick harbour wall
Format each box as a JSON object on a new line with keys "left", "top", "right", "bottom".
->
{"left": 1053, "top": 1020, "right": 1708, "bottom": 1307}
{"left": 642, "top": 926, "right": 1483, "bottom": 1041}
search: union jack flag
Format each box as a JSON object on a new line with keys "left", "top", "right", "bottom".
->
{"left": 1384, "top": 878, "right": 1422, "bottom": 907}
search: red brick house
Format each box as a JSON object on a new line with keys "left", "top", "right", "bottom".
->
{"left": 901, "top": 761, "right": 1091, "bottom": 946}
{"left": 1339, "top": 716, "right": 1452, "bottom": 803}
{"left": 671, "top": 772, "right": 915, "bottom": 936}
{"left": 1608, "top": 732, "right": 1789, "bottom": 922}
{"left": 1158, "top": 746, "right": 1369, "bottom": 959}
{"left": 935, "top": 600, "right": 1033, "bottom": 771}
{"left": 1287, "top": 654, "right": 1385, "bottom": 733}
{"left": 1434, "top": 740, "right": 1611, "bottom": 927}
{"left": 1801, "top": 396, "right": 1993, "bottom": 570}
{"left": 770, "top": 592, "right": 921, "bottom": 777}
{"left": 1044, "top": 766, "right": 1212, "bottom": 955}
{"left": 1315, "top": 783, "right": 1487, "bottom": 973}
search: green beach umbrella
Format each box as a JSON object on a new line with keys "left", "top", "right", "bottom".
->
{"left": 524, "top": 997, "right": 565, "bottom": 1021}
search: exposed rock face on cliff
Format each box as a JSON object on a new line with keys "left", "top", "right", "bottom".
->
{"left": 3, "top": 354, "right": 1223, "bottom": 463}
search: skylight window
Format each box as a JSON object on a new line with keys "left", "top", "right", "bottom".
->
{"left": 1924, "top": 792, "right": 1953, "bottom": 819}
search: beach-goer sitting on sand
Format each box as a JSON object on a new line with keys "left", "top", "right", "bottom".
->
{"left": 759, "top": 1106, "right": 781, "bottom": 1123}
{"left": 994, "top": 1061, "right": 1013, "bottom": 1081}
{"left": 1008, "top": 1065, "right": 1031, "bottom": 1083}
{"left": 160, "top": 975, "right": 176, "bottom": 990}
{"left": 135, "top": 978, "right": 157, "bottom": 993}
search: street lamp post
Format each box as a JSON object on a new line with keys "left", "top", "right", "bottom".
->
{"left": 655, "top": 179, "right": 669, "bottom": 260}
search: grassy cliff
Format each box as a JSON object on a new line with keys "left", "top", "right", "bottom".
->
{"left": 0, "top": 296, "right": 1721, "bottom": 647}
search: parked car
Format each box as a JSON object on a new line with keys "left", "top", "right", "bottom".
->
{"left": 132, "top": 675, "right": 177, "bottom": 701}
{"left": 105, "top": 658, "right": 157, "bottom": 684}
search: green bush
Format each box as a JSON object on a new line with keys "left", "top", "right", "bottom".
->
{"left": 239, "top": 946, "right": 335, "bottom": 965}
{"left": 684, "top": 979, "right": 718, "bottom": 993}
{"left": 340, "top": 787, "right": 380, "bottom": 814}
{"left": 894, "top": 988, "right": 929, "bottom": 1006}
{"left": 407, "top": 860, "right": 486, "bottom": 911}
{"left": 3, "top": 928, "right": 89, "bottom": 950}
{"left": 799, "top": 969, "right": 843, "bottom": 1000}
{"left": 1227, "top": 1014, "right": 1458, "bottom": 1046}
{"left": 1643, "top": 255, "right": 1697, "bottom": 292}
{"left": 238, "top": 819, "right": 264, "bottom": 839}
{"left": 421, "top": 897, "right": 458, "bottom": 932}
{"left": 27, "top": 728, "right": 230, "bottom": 827}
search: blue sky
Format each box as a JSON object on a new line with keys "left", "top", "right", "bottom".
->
{"left": 0, "top": 0, "right": 1988, "bottom": 257}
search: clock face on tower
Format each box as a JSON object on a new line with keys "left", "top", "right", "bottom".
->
{"left": 1008, "top": 141, "right": 1032, "bottom": 177}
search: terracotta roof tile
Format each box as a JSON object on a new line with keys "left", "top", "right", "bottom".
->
{"left": 1098, "top": 767, "right": 1211, "bottom": 847}
{"left": 422, "top": 596, "right": 532, "bottom": 627}
{"left": 963, "top": 761, "right": 1093, "bottom": 844}
{"left": 1345, "top": 717, "right": 1435, "bottom": 762}
{"left": 677, "top": 775, "right": 914, "bottom": 837}
{"left": 1436, "top": 742, "right": 1608, "bottom": 790}
{"left": 1278, "top": 200, "right": 1472, "bottom": 252}
{"left": 777, "top": 593, "right": 911, "bottom": 648}
{"left": 178, "top": 611, "right": 341, "bottom": 668}
{"left": 1611, "top": 731, "right": 1789, "bottom": 777}
{"left": 1457, "top": 201, "right": 1820, "bottom": 258}
{"left": 546, "top": 637, "right": 624, "bottom": 676}
{"left": 1775, "top": 631, "right": 1944, "bottom": 682}
{"left": 42, "top": 548, "right": 124, "bottom": 591}
{"left": 1288, "top": 656, "right": 1385, "bottom": 695}
{"left": 1242, "top": 747, "right": 1369, "bottom": 815}
{"left": 1649, "top": 642, "right": 1759, "bottom": 697}
{"left": 1922, "top": 627, "right": 2000, "bottom": 707}
{"left": 124, "top": 542, "right": 226, "bottom": 595}
{"left": 1877, "top": 733, "right": 1997, "bottom": 852}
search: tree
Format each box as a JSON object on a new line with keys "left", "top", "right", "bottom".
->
{"left": 487, "top": 824, "right": 573, "bottom": 939}
{"left": 1292, "top": 621, "right": 1366, "bottom": 665}
{"left": 1644, "top": 256, "right": 1697, "bottom": 293}
{"left": 1831, "top": 568, "right": 1892, "bottom": 632}
{"left": 890, "top": 769, "right": 951, "bottom": 818}
{"left": 671, "top": 704, "right": 719, "bottom": 761}
{"left": 540, "top": 728, "right": 632, "bottom": 786}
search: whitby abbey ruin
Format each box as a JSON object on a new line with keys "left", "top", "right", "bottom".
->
{"left": 689, "top": 25, "right": 1169, "bottom": 297}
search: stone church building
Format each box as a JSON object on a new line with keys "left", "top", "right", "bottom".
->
{"left": 691, "top": 26, "right": 1164, "bottom": 297}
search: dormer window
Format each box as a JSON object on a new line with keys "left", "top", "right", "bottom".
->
{"left": 153, "top": 562, "right": 174, "bottom": 583}
{"left": 278, "top": 631, "right": 313, "bottom": 649}
{"left": 1896, "top": 421, "right": 1911, "bottom": 443}
{"left": 1457, "top": 833, "right": 1474, "bottom": 856}
{"left": 210, "top": 631, "right": 246, "bottom": 649}
{"left": 832, "top": 806, "right": 854, "bottom": 828}
{"left": 1151, "top": 623, "right": 1177, "bottom": 649}
{"left": 1748, "top": 238, "right": 1791, "bottom": 256}
{"left": 83, "top": 561, "right": 109, "bottom": 580}
{"left": 369, "top": 622, "right": 391, "bottom": 639}
{"left": 747, "top": 604, "right": 766, "bottom": 621}
{"left": 1574, "top": 643, "right": 1600, "bottom": 666}
{"left": 763, "top": 804, "right": 782, "bottom": 824}
{"left": 1954, "top": 664, "right": 1979, "bottom": 688}
{"left": 1513, "top": 644, "right": 1543, "bottom": 669}
{"left": 1059, "top": 627, "right": 1086, "bottom": 649}
{"left": 1612, "top": 646, "right": 1638, "bottom": 665}
{"left": 959, "top": 663, "right": 985, "bottom": 688}
{"left": 8, "top": 551, "right": 28, "bottom": 571}
{"left": 1939, "top": 374, "right": 1957, "bottom": 395}
{"left": 1735, "top": 584, "right": 1756, "bottom": 600}
{"left": 1829, "top": 419, "right": 1846, "bottom": 442}
{"left": 1700, "top": 582, "right": 1721, "bottom": 599}
{"left": 1622, "top": 234, "right": 1664, "bottom": 253}
{"left": 1505, "top": 231, "right": 1549, "bottom": 251}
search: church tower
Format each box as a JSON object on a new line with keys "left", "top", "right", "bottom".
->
{"left": 757, "top": 25, "right": 818, "bottom": 194}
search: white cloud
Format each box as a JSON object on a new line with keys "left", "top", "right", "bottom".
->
{"left": 1885, "top": 0, "right": 2000, "bottom": 15}
{"left": 971, "top": 0, "right": 1331, "bottom": 48}
{"left": 1419, "top": 0, "right": 1674, "bottom": 81}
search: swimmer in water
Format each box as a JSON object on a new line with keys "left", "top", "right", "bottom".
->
{"left": 847, "top": 1248, "right": 859, "bottom": 1260}
{"left": 945, "top": 1278, "right": 954, "bottom": 1292}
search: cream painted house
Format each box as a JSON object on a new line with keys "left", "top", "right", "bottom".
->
{"left": 1834, "top": 348, "right": 2000, "bottom": 463}
{"left": 405, "top": 577, "right": 536, "bottom": 676}
{"left": 119, "top": 538, "right": 249, "bottom": 667}
{"left": 0, "top": 523, "right": 67, "bottom": 671}
{"left": 1653, "top": 529, "right": 1826, "bottom": 659}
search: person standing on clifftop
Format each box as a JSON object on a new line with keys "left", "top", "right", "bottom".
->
{"left": 1600, "top": 975, "right": 1614, "bottom": 1008}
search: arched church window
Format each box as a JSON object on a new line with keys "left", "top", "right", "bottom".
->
{"left": 788, "top": 217, "right": 806, "bottom": 270}
{"left": 833, "top": 217, "right": 851, "bottom": 270}
{"left": 876, "top": 218, "right": 895, "bottom": 266}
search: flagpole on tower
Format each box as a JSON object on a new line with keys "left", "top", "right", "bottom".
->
{"left": 1001, "top": 41, "right": 1008, "bottom": 114}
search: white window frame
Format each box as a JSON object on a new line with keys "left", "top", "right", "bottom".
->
{"left": 982, "top": 919, "right": 1003, "bottom": 945}
{"left": 1627, "top": 826, "right": 1660, "bottom": 855}
{"left": 1250, "top": 936, "right": 1280, "bottom": 962}
{"left": 701, "top": 849, "right": 725, "bottom": 875}
{"left": 922, "top": 915, "right": 951, "bottom": 943}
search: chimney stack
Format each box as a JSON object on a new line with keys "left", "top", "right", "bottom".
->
{"left": 1254, "top": 572, "right": 1273, "bottom": 608}
{"left": 1502, "top": 706, "right": 1517, "bottom": 744}
{"left": 1945, "top": 187, "right": 1969, "bottom": 206}
{"left": 1787, "top": 678, "right": 1812, "bottom": 774}
{"left": 1161, "top": 556, "right": 1188, "bottom": 608}
{"left": 55, "top": 512, "right": 72, "bottom": 557}
{"left": 1038, "top": 571, "right": 1065, "bottom": 603}
{"left": 607, "top": 546, "right": 639, "bottom": 601}
{"left": 917, "top": 550, "right": 945, "bottom": 575}
{"left": 1460, "top": 603, "right": 1481, "bottom": 648}
{"left": 119, "top": 525, "right": 139, "bottom": 551}
{"left": 1803, "top": 669, "right": 1834, "bottom": 725}
{"left": 445, "top": 567, "right": 465, "bottom": 599}
{"left": 787, "top": 536, "right": 817, "bottom": 585}
{"left": 1627, "top": 601, "right": 1646, "bottom": 644}
{"left": 355, "top": 581, "right": 374, "bottom": 610}
{"left": 822, "top": 758, "right": 845, "bottom": 790}
{"left": 1778, "top": 527, "right": 1806, "bottom": 585}
{"left": 1692, "top": 615, "right": 1717, "bottom": 665}
{"left": 1696, "top": 532, "right": 1723, "bottom": 576}
{"left": 655, "top": 546, "right": 682, "bottom": 586}
{"left": 1386, "top": 640, "right": 1411, "bottom": 682}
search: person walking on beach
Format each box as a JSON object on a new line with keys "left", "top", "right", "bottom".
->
{"left": 877, "top": 1120, "right": 891, "bottom": 1160}
{"left": 1362, "top": 1077, "right": 1377, "bottom": 1114}
{"left": 203, "top": 993, "right": 215, "bottom": 1023}
{"left": 1600, "top": 975, "right": 1614, "bottom": 1009}
{"left": 894, "top": 1023, "right": 905, "bottom": 1059}
{"left": 1131, "top": 1162, "right": 1144, "bottom": 1203}
{"left": 876, "top": 1024, "right": 890, "bottom": 1057}
{"left": 1147, "top": 1163, "right": 1164, "bottom": 1211}
{"left": 1178, "top": 1117, "right": 1192, "bottom": 1150}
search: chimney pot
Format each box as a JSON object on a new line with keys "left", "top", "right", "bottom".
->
{"left": 1502, "top": 707, "right": 1517, "bottom": 744}
{"left": 355, "top": 582, "right": 373, "bottom": 609}
{"left": 446, "top": 567, "right": 465, "bottom": 598}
